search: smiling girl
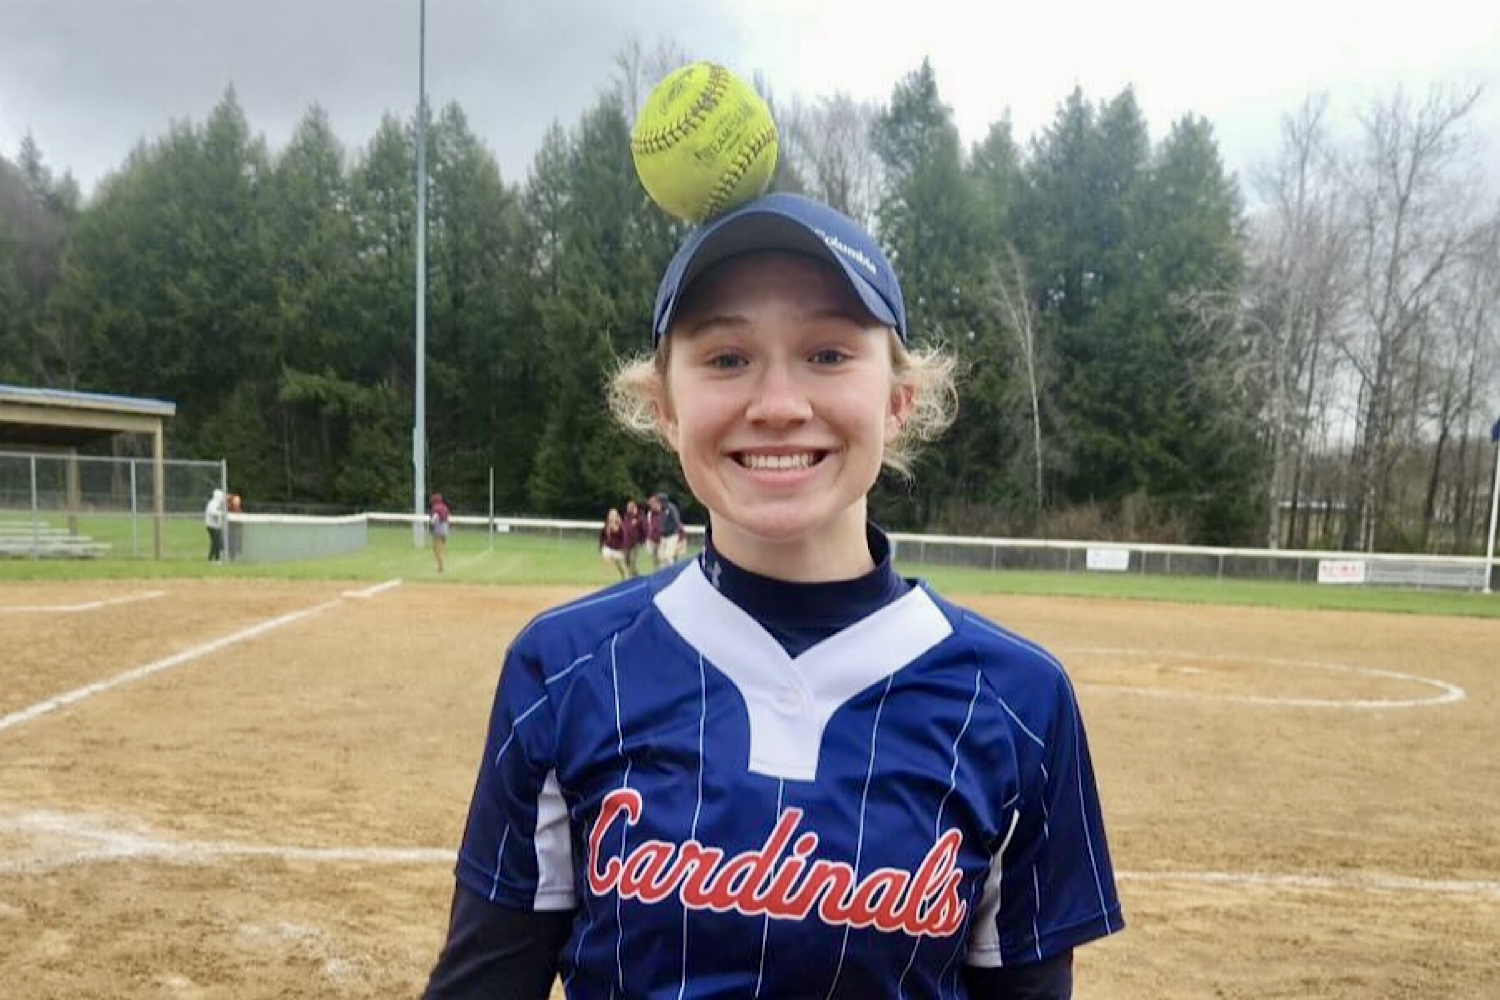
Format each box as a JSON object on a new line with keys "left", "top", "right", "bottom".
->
{"left": 425, "top": 193, "right": 1122, "bottom": 999}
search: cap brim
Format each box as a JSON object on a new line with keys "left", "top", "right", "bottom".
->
{"left": 654, "top": 208, "right": 899, "bottom": 341}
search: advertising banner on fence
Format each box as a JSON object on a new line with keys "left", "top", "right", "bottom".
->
{"left": 1086, "top": 547, "right": 1132, "bottom": 572}
{"left": 1317, "top": 559, "right": 1368, "bottom": 585}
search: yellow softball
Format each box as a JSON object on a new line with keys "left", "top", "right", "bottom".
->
{"left": 630, "top": 62, "right": 779, "bottom": 223}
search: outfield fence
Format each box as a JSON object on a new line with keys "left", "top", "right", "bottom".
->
{"left": 5, "top": 482, "right": 1495, "bottom": 591}
{"left": 363, "top": 512, "right": 1498, "bottom": 593}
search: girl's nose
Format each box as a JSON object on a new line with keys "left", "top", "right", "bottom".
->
{"left": 745, "top": 362, "right": 813, "bottom": 426}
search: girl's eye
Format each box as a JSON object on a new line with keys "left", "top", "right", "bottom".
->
{"left": 706, "top": 352, "right": 747, "bottom": 370}
{"left": 811, "top": 348, "right": 851, "bottom": 365}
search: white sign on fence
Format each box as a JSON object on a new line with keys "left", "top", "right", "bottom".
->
{"left": 1317, "top": 559, "right": 1368, "bottom": 585}
{"left": 1086, "top": 547, "right": 1131, "bottom": 572}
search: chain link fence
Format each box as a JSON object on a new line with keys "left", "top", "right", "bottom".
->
{"left": 0, "top": 451, "right": 227, "bottom": 560}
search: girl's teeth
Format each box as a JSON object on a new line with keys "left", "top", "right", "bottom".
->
{"left": 743, "top": 453, "right": 814, "bottom": 470}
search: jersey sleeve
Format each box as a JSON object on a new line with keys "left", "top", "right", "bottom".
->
{"left": 453, "top": 631, "right": 577, "bottom": 912}
{"left": 967, "top": 667, "right": 1122, "bottom": 966}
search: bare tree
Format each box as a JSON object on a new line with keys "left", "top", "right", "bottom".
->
{"left": 611, "top": 38, "right": 692, "bottom": 118}
{"left": 989, "top": 242, "right": 1045, "bottom": 514}
{"left": 780, "top": 93, "right": 884, "bottom": 228}
{"left": 1338, "top": 84, "right": 1483, "bottom": 550}
{"left": 1230, "top": 96, "right": 1356, "bottom": 548}
{"left": 1433, "top": 213, "right": 1500, "bottom": 549}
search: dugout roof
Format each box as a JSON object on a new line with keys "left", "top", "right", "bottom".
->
{"left": 0, "top": 383, "right": 176, "bottom": 447}
{"left": 0, "top": 383, "right": 177, "bottom": 558}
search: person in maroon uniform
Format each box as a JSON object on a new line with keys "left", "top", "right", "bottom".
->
{"left": 429, "top": 493, "right": 452, "bottom": 573}
{"left": 621, "top": 499, "right": 647, "bottom": 577}
{"left": 643, "top": 495, "right": 664, "bottom": 568}
{"left": 598, "top": 507, "right": 628, "bottom": 580}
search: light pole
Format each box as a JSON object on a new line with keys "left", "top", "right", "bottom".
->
{"left": 412, "top": 0, "right": 429, "bottom": 548}
{"left": 1484, "top": 416, "right": 1500, "bottom": 595}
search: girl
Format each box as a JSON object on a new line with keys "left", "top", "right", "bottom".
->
{"left": 621, "top": 499, "right": 647, "bottom": 578}
{"left": 429, "top": 493, "right": 451, "bottom": 573}
{"left": 426, "top": 193, "right": 1122, "bottom": 999}
{"left": 599, "top": 507, "right": 629, "bottom": 581}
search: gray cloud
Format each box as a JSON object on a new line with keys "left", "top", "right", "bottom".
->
{"left": 0, "top": 0, "right": 743, "bottom": 188}
{"left": 2, "top": 0, "right": 1497, "bottom": 200}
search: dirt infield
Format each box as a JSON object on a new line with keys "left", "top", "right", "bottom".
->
{"left": 2, "top": 578, "right": 1497, "bottom": 999}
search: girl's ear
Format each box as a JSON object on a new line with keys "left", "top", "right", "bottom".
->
{"left": 886, "top": 382, "right": 916, "bottom": 443}
{"left": 653, "top": 385, "right": 681, "bottom": 453}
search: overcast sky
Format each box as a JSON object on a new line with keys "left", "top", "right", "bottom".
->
{"left": 2, "top": 0, "right": 1498, "bottom": 201}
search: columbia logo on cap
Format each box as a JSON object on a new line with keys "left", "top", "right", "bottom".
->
{"left": 814, "top": 228, "right": 879, "bottom": 277}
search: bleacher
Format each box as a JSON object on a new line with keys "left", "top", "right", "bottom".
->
{"left": 0, "top": 521, "right": 112, "bottom": 559}
{"left": 1365, "top": 558, "right": 1491, "bottom": 592}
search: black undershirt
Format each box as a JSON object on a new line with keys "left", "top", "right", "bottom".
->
{"left": 696, "top": 523, "right": 909, "bottom": 656}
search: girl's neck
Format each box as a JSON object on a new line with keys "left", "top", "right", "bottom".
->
{"left": 706, "top": 505, "right": 874, "bottom": 583}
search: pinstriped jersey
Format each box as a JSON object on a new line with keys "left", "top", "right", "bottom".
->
{"left": 455, "top": 558, "right": 1122, "bottom": 998}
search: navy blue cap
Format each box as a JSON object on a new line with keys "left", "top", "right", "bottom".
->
{"left": 651, "top": 193, "right": 906, "bottom": 346}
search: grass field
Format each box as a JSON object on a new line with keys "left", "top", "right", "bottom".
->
{"left": 3, "top": 517, "right": 1499, "bottom": 619}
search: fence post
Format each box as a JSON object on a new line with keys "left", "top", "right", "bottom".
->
{"left": 130, "top": 459, "right": 139, "bottom": 559}
{"left": 29, "top": 454, "right": 39, "bottom": 559}
{"left": 66, "top": 450, "right": 80, "bottom": 537}
{"left": 152, "top": 425, "right": 165, "bottom": 560}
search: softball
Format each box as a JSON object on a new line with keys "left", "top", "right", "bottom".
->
{"left": 630, "top": 62, "right": 779, "bottom": 223}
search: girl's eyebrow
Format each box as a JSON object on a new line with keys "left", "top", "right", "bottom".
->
{"left": 681, "top": 312, "right": 750, "bottom": 337}
{"left": 803, "top": 306, "right": 872, "bottom": 325}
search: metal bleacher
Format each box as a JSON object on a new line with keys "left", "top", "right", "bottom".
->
{"left": 0, "top": 521, "right": 112, "bottom": 559}
{"left": 1364, "top": 558, "right": 1492, "bottom": 592}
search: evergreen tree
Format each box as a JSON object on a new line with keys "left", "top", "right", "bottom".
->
{"left": 524, "top": 96, "right": 684, "bottom": 518}
{"left": 423, "top": 103, "right": 528, "bottom": 512}
{"left": 48, "top": 90, "right": 270, "bottom": 454}
{"left": 10, "top": 66, "right": 1271, "bottom": 541}
{"left": 871, "top": 61, "right": 1023, "bottom": 530}
{"left": 0, "top": 208, "right": 23, "bottom": 381}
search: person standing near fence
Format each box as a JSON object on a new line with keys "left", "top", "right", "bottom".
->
{"left": 650, "top": 491, "right": 685, "bottom": 565}
{"left": 225, "top": 492, "right": 243, "bottom": 561}
{"left": 621, "top": 499, "right": 647, "bottom": 577}
{"left": 643, "top": 495, "right": 663, "bottom": 567}
{"left": 429, "top": 493, "right": 451, "bottom": 573}
{"left": 203, "top": 488, "right": 226, "bottom": 563}
{"left": 424, "top": 192, "right": 1122, "bottom": 998}
{"left": 599, "top": 507, "right": 629, "bottom": 581}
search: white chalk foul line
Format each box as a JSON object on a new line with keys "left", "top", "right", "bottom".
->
{"left": 2, "top": 811, "right": 1497, "bottom": 901}
{"left": 0, "top": 590, "right": 167, "bottom": 614}
{"left": 341, "top": 578, "right": 402, "bottom": 599}
{"left": 1118, "top": 868, "right": 1500, "bottom": 897}
{"left": 0, "top": 812, "right": 450, "bottom": 874}
{"left": 0, "top": 599, "right": 341, "bottom": 734}
{"left": 1060, "top": 647, "right": 1466, "bottom": 709}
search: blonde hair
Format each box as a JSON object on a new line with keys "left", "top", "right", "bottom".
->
{"left": 607, "top": 329, "right": 958, "bottom": 479}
